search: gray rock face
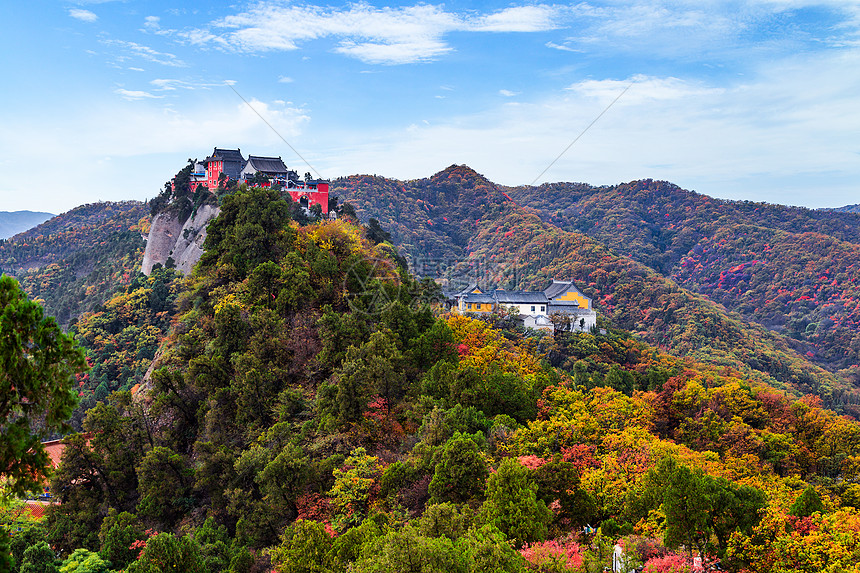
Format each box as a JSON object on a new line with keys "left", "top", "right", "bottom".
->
{"left": 141, "top": 203, "right": 220, "bottom": 275}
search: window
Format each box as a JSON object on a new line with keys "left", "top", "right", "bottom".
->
{"left": 467, "top": 303, "right": 472, "bottom": 310}
{"left": 531, "top": 306, "right": 535, "bottom": 312}
{"left": 541, "top": 306, "right": 545, "bottom": 312}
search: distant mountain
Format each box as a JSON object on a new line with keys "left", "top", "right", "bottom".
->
{"left": 831, "top": 204, "right": 860, "bottom": 214}
{"left": 333, "top": 166, "right": 859, "bottom": 413}
{"left": 0, "top": 201, "right": 149, "bottom": 326}
{"left": 0, "top": 210, "right": 54, "bottom": 239}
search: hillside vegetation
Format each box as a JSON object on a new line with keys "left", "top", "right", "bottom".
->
{"left": 0, "top": 201, "right": 149, "bottom": 327}
{"left": 508, "top": 180, "right": 860, "bottom": 376}
{"left": 333, "top": 166, "right": 856, "bottom": 415}
{"left": 7, "top": 186, "right": 859, "bottom": 573}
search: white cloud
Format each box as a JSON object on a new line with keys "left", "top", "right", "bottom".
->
{"left": 69, "top": 9, "right": 98, "bottom": 23}
{"left": 499, "top": 89, "right": 519, "bottom": 97}
{"left": 470, "top": 6, "right": 560, "bottom": 32}
{"left": 184, "top": 3, "right": 562, "bottom": 64}
{"left": 314, "top": 47, "right": 860, "bottom": 208}
{"left": 150, "top": 79, "right": 222, "bottom": 91}
{"left": 0, "top": 96, "right": 311, "bottom": 212}
{"left": 114, "top": 88, "right": 163, "bottom": 100}
{"left": 545, "top": 41, "right": 581, "bottom": 52}
{"left": 555, "top": 1, "right": 860, "bottom": 61}
{"left": 567, "top": 75, "right": 722, "bottom": 104}
{"left": 142, "top": 16, "right": 168, "bottom": 34}
{"left": 278, "top": 76, "right": 294, "bottom": 83}
{"left": 102, "top": 39, "right": 187, "bottom": 67}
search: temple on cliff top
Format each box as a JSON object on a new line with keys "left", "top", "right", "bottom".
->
{"left": 187, "top": 147, "right": 330, "bottom": 214}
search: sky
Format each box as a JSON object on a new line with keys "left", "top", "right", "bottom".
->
{"left": 1, "top": 1, "right": 859, "bottom": 214}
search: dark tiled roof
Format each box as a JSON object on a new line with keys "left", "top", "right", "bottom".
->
{"left": 464, "top": 293, "right": 495, "bottom": 304}
{"left": 454, "top": 283, "right": 481, "bottom": 297}
{"left": 206, "top": 148, "right": 245, "bottom": 163}
{"left": 205, "top": 148, "right": 246, "bottom": 181}
{"left": 544, "top": 280, "right": 574, "bottom": 299}
{"left": 245, "top": 155, "right": 290, "bottom": 174}
{"left": 493, "top": 290, "right": 549, "bottom": 304}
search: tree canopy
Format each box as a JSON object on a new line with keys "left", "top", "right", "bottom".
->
{"left": 1, "top": 275, "right": 86, "bottom": 498}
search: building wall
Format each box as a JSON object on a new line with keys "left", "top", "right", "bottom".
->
{"left": 553, "top": 290, "right": 591, "bottom": 309}
{"left": 287, "top": 183, "right": 329, "bottom": 214}
{"left": 566, "top": 312, "right": 596, "bottom": 332}
{"left": 505, "top": 302, "right": 547, "bottom": 316}
{"left": 206, "top": 160, "right": 223, "bottom": 189}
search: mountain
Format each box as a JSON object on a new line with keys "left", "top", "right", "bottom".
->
{"left": 33, "top": 185, "right": 860, "bottom": 573}
{"left": 0, "top": 210, "right": 54, "bottom": 239}
{"left": 502, "top": 180, "right": 860, "bottom": 376}
{"left": 332, "top": 166, "right": 856, "bottom": 413}
{"left": 0, "top": 201, "right": 149, "bottom": 326}
{"left": 831, "top": 204, "right": 860, "bottom": 214}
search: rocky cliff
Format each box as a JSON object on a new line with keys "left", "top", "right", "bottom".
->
{"left": 141, "top": 203, "right": 219, "bottom": 275}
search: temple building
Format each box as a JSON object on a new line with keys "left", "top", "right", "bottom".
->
{"left": 452, "top": 279, "right": 597, "bottom": 333}
{"left": 177, "top": 147, "right": 330, "bottom": 214}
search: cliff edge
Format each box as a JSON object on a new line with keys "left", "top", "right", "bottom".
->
{"left": 141, "top": 203, "right": 219, "bottom": 275}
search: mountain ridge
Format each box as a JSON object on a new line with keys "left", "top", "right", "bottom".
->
{"left": 0, "top": 209, "right": 54, "bottom": 240}
{"left": 332, "top": 167, "right": 859, "bottom": 413}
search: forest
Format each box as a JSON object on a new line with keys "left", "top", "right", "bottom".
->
{"left": 0, "top": 201, "right": 149, "bottom": 328}
{"left": 4, "top": 172, "right": 860, "bottom": 572}
{"left": 332, "top": 166, "right": 859, "bottom": 417}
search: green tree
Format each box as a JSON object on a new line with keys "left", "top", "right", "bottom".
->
{"left": 428, "top": 433, "right": 489, "bottom": 504}
{"left": 46, "top": 396, "right": 148, "bottom": 553}
{"left": 135, "top": 446, "right": 193, "bottom": 525}
{"left": 352, "top": 525, "right": 469, "bottom": 573}
{"left": 329, "top": 448, "right": 380, "bottom": 531}
{"left": 318, "top": 330, "right": 404, "bottom": 430}
{"left": 257, "top": 443, "right": 309, "bottom": 521}
{"left": 193, "top": 517, "right": 233, "bottom": 573}
{"left": 199, "top": 186, "right": 294, "bottom": 279}
{"left": 0, "top": 275, "right": 86, "bottom": 497}
{"left": 457, "top": 524, "right": 526, "bottom": 573}
{"left": 18, "top": 541, "right": 59, "bottom": 573}
{"left": 419, "top": 503, "right": 473, "bottom": 540}
{"left": 480, "top": 458, "right": 551, "bottom": 548}
{"left": 125, "top": 533, "right": 206, "bottom": 573}
{"left": 533, "top": 460, "right": 597, "bottom": 528}
{"left": 364, "top": 219, "right": 391, "bottom": 245}
{"left": 269, "top": 520, "right": 335, "bottom": 573}
{"left": 58, "top": 549, "right": 110, "bottom": 573}
{"left": 789, "top": 486, "right": 824, "bottom": 518}
{"left": 648, "top": 457, "right": 765, "bottom": 562}
{"left": 98, "top": 510, "right": 144, "bottom": 570}
{"left": 8, "top": 522, "right": 48, "bottom": 573}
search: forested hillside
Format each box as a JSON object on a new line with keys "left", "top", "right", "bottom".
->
{"left": 9, "top": 185, "right": 860, "bottom": 573}
{"left": 506, "top": 180, "right": 860, "bottom": 377}
{"left": 333, "top": 166, "right": 856, "bottom": 415}
{"left": 0, "top": 201, "right": 149, "bottom": 327}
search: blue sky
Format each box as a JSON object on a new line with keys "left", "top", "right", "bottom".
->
{"left": 2, "top": 1, "right": 859, "bottom": 213}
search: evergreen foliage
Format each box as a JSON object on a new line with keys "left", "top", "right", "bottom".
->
{"left": 0, "top": 275, "right": 86, "bottom": 497}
